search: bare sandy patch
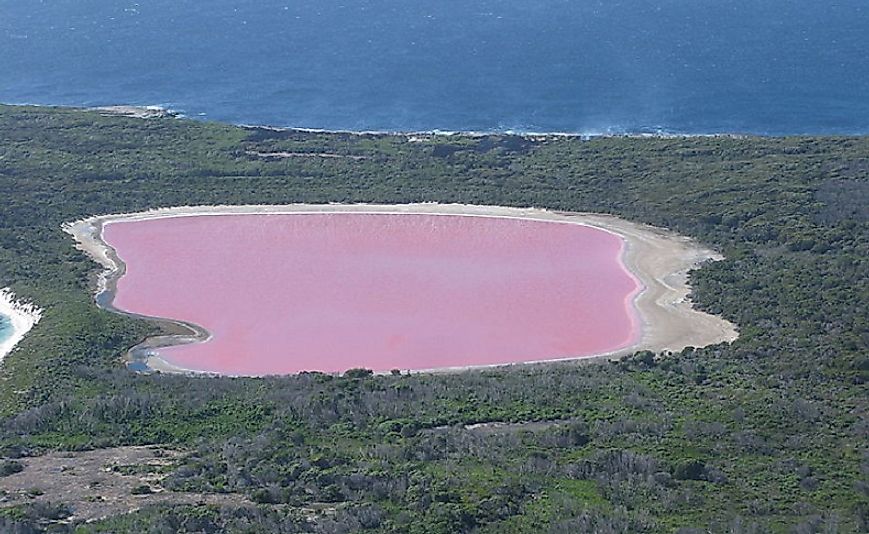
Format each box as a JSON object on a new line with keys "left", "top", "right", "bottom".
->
{"left": 90, "top": 105, "right": 175, "bottom": 119}
{"left": 63, "top": 203, "right": 738, "bottom": 375}
{"left": 245, "top": 150, "right": 368, "bottom": 161}
{"left": 0, "top": 446, "right": 248, "bottom": 523}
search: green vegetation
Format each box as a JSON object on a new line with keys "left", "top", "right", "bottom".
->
{"left": 0, "top": 460, "right": 23, "bottom": 477}
{"left": 0, "top": 104, "right": 866, "bottom": 532}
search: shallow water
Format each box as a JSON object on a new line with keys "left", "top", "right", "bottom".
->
{"left": 103, "top": 213, "right": 640, "bottom": 375}
{"left": 0, "top": 315, "right": 11, "bottom": 345}
{"left": 2, "top": 0, "right": 867, "bottom": 134}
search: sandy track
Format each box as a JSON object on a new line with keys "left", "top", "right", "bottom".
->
{"left": 63, "top": 203, "right": 738, "bottom": 375}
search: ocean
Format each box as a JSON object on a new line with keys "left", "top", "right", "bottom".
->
{"left": 0, "top": 314, "right": 11, "bottom": 345}
{"left": 1, "top": 0, "right": 868, "bottom": 135}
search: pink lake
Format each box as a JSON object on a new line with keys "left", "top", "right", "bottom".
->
{"left": 102, "top": 213, "right": 641, "bottom": 375}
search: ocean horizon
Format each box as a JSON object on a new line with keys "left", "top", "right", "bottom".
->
{"left": 2, "top": 0, "right": 868, "bottom": 135}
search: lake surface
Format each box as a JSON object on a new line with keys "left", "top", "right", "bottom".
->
{"left": 2, "top": 0, "right": 867, "bottom": 135}
{"left": 102, "top": 213, "right": 640, "bottom": 375}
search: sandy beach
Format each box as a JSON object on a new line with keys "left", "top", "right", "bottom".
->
{"left": 64, "top": 203, "right": 739, "bottom": 375}
{"left": 90, "top": 105, "right": 175, "bottom": 119}
{"left": 0, "top": 288, "right": 43, "bottom": 365}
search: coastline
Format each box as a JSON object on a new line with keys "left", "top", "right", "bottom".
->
{"left": 26, "top": 103, "right": 754, "bottom": 139}
{"left": 61, "top": 217, "right": 216, "bottom": 376}
{"left": 0, "top": 288, "right": 43, "bottom": 365}
{"left": 90, "top": 105, "right": 178, "bottom": 119}
{"left": 64, "top": 204, "right": 738, "bottom": 376}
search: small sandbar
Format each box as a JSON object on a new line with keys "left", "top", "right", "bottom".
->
{"left": 64, "top": 204, "right": 738, "bottom": 376}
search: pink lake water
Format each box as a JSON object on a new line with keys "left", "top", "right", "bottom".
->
{"left": 102, "top": 213, "right": 641, "bottom": 375}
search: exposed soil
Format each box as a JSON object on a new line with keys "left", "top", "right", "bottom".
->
{"left": 0, "top": 446, "right": 249, "bottom": 523}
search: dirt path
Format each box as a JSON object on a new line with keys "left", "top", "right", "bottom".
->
{"left": 245, "top": 150, "right": 368, "bottom": 160}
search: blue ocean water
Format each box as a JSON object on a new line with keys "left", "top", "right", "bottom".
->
{"left": 1, "top": 0, "right": 868, "bottom": 135}
{"left": 0, "top": 314, "right": 11, "bottom": 345}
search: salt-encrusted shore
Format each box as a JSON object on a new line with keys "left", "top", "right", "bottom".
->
{"left": 0, "top": 288, "right": 43, "bottom": 365}
{"left": 64, "top": 203, "right": 739, "bottom": 375}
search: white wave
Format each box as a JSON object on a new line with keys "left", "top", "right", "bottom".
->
{"left": 0, "top": 288, "right": 43, "bottom": 365}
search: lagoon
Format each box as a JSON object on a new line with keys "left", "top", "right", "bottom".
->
{"left": 102, "top": 213, "right": 640, "bottom": 375}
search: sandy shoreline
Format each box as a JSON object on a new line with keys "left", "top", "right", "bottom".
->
{"left": 64, "top": 203, "right": 738, "bottom": 376}
{"left": 0, "top": 288, "right": 43, "bottom": 365}
{"left": 90, "top": 105, "right": 177, "bottom": 119}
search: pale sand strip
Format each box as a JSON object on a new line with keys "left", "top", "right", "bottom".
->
{"left": 0, "top": 288, "right": 43, "bottom": 366}
{"left": 90, "top": 105, "right": 175, "bottom": 119}
{"left": 63, "top": 203, "right": 739, "bottom": 375}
